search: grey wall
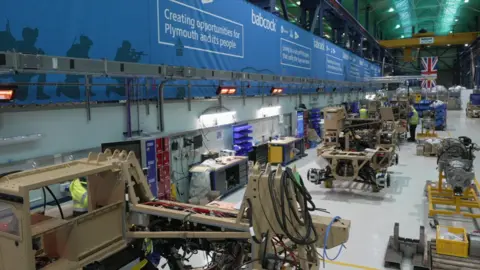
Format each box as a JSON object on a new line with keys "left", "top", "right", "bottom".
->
{"left": 0, "top": 91, "right": 358, "bottom": 205}
{"left": 0, "top": 93, "right": 349, "bottom": 165}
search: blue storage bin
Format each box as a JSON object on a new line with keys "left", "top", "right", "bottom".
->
{"left": 470, "top": 94, "right": 480, "bottom": 105}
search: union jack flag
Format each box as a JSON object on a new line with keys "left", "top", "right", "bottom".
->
{"left": 421, "top": 56, "right": 438, "bottom": 89}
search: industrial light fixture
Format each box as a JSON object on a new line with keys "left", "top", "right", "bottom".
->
{"left": 270, "top": 87, "right": 283, "bottom": 95}
{"left": 455, "top": 18, "right": 458, "bottom": 22}
{"left": 257, "top": 106, "right": 281, "bottom": 118}
{"left": 296, "top": 1, "right": 301, "bottom": 5}
{"left": 388, "top": 7, "right": 395, "bottom": 12}
{"left": 395, "top": 24, "right": 400, "bottom": 29}
{"left": 216, "top": 86, "right": 237, "bottom": 95}
{"left": 199, "top": 111, "right": 236, "bottom": 128}
{"left": 0, "top": 133, "right": 43, "bottom": 147}
{"left": 0, "top": 86, "right": 16, "bottom": 102}
{"left": 465, "top": 0, "right": 469, "bottom": 3}
{"left": 401, "top": 35, "right": 405, "bottom": 38}
{"left": 275, "top": 6, "right": 279, "bottom": 11}
{"left": 465, "top": 43, "right": 469, "bottom": 47}
{"left": 449, "top": 30, "right": 453, "bottom": 34}
{"left": 324, "top": 34, "right": 331, "bottom": 38}
{"left": 447, "top": 44, "right": 451, "bottom": 46}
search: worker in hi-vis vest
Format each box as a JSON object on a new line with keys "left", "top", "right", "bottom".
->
{"left": 359, "top": 105, "right": 368, "bottom": 119}
{"left": 70, "top": 177, "right": 88, "bottom": 217}
{"left": 407, "top": 105, "right": 419, "bottom": 142}
{"left": 131, "top": 238, "right": 159, "bottom": 270}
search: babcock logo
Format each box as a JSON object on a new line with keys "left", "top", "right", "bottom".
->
{"left": 251, "top": 9, "right": 277, "bottom": 32}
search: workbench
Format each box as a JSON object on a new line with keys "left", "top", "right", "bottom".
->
{"left": 189, "top": 156, "right": 248, "bottom": 197}
{"left": 268, "top": 137, "right": 306, "bottom": 166}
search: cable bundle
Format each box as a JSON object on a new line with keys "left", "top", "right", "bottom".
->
{"left": 268, "top": 167, "right": 318, "bottom": 245}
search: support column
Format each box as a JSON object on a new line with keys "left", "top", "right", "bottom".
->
{"left": 250, "top": 0, "right": 276, "bottom": 12}
{"left": 266, "top": 0, "right": 276, "bottom": 12}
{"left": 310, "top": 1, "right": 323, "bottom": 33}
{"left": 279, "top": 0, "right": 289, "bottom": 21}
{"left": 343, "top": 23, "right": 349, "bottom": 48}
{"left": 365, "top": 5, "right": 370, "bottom": 32}
{"left": 318, "top": 2, "right": 324, "bottom": 37}
{"left": 359, "top": 36, "right": 363, "bottom": 57}
{"left": 335, "top": 28, "right": 343, "bottom": 44}
{"left": 354, "top": 0, "right": 359, "bottom": 20}
{"left": 377, "top": 46, "right": 381, "bottom": 63}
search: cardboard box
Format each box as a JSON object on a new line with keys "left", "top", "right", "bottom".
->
{"left": 323, "top": 107, "right": 344, "bottom": 130}
{"left": 380, "top": 107, "right": 395, "bottom": 121}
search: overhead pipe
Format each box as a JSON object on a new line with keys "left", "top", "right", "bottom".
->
{"left": 157, "top": 80, "right": 167, "bottom": 132}
{"left": 125, "top": 78, "right": 132, "bottom": 138}
{"left": 135, "top": 78, "right": 141, "bottom": 135}
{"left": 84, "top": 75, "right": 92, "bottom": 121}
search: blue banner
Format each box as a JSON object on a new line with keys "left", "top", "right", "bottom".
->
{"left": 159, "top": 0, "right": 244, "bottom": 58}
{"left": 324, "top": 40, "right": 345, "bottom": 81}
{"left": 145, "top": 140, "right": 158, "bottom": 197}
{"left": 296, "top": 111, "right": 304, "bottom": 138}
{"left": 0, "top": 0, "right": 381, "bottom": 104}
{"left": 348, "top": 53, "right": 362, "bottom": 82}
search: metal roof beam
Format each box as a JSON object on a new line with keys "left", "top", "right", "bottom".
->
{"left": 380, "top": 32, "right": 480, "bottom": 48}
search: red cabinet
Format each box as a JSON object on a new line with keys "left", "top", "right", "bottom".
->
{"left": 155, "top": 137, "right": 171, "bottom": 200}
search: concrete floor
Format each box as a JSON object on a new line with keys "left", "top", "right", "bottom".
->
{"left": 146, "top": 90, "right": 479, "bottom": 269}
{"left": 220, "top": 90, "right": 479, "bottom": 270}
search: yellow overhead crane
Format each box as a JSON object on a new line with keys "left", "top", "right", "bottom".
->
{"left": 379, "top": 32, "right": 479, "bottom": 49}
{"left": 379, "top": 32, "right": 479, "bottom": 62}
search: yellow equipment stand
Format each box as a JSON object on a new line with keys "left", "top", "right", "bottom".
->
{"left": 427, "top": 173, "right": 480, "bottom": 218}
{"left": 417, "top": 120, "right": 438, "bottom": 139}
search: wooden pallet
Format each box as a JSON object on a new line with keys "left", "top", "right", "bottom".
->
{"left": 430, "top": 241, "right": 480, "bottom": 270}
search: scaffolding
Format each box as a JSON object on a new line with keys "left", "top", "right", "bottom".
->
{"left": 459, "top": 37, "right": 480, "bottom": 89}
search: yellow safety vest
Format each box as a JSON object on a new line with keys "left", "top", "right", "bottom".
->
{"left": 409, "top": 109, "right": 419, "bottom": 125}
{"left": 70, "top": 178, "right": 88, "bottom": 212}
{"left": 359, "top": 108, "right": 368, "bottom": 119}
{"left": 143, "top": 238, "right": 153, "bottom": 256}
